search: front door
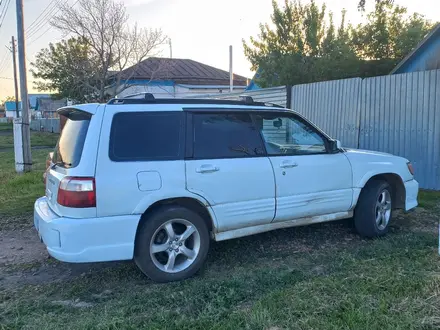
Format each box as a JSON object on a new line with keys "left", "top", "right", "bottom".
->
{"left": 185, "top": 111, "right": 276, "bottom": 232}
{"left": 252, "top": 112, "right": 353, "bottom": 222}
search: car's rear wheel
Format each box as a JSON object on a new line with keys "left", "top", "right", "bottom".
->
{"left": 354, "top": 180, "right": 393, "bottom": 238}
{"left": 134, "top": 206, "right": 210, "bottom": 282}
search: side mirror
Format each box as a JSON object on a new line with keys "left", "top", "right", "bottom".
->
{"left": 329, "top": 139, "right": 342, "bottom": 153}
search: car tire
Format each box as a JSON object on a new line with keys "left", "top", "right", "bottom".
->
{"left": 354, "top": 180, "right": 393, "bottom": 238}
{"left": 134, "top": 206, "right": 210, "bottom": 283}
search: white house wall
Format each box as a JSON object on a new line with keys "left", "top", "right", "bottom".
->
{"left": 174, "top": 85, "right": 246, "bottom": 97}
{"left": 5, "top": 110, "right": 18, "bottom": 118}
{"left": 117, "top": 85, "right": 176, "bottom": 98}
{"left": 116, "top": 84, "right": 246, "bottom": 99}
{"left": 5, "top": 110, "right": 32, "bottom": 120}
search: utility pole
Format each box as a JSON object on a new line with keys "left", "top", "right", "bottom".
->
{"left": 11, "top": 36, "right": 19, "bottom": 118}
{"left": 15, "top": 0, "right": 32, "bottom": 172}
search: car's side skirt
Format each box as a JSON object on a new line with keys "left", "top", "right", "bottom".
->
{"left": 214, "top": 211, "right": 353, "bottom": 241}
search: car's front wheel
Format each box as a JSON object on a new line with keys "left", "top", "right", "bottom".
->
{"left": 354, "top": 180, "right": 393, "bottom": 238}
{"left": 134, "top": 206, "right": 210, "bottom": 283}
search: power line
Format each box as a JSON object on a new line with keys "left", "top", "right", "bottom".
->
{"left": 25, "top": 5, "right": 58, "bottom": 40}
{"left": 27, "top": 0, "right": 79, "bottom": 45}
{"left": 0, "top": 47, "right": 11, "bottom": 73}
{"left": 27, "top": 25, "right": 54, "bottom": 46}
{"left": 0, "top": 0, "right": 11, "bottom": 27}
{"left": 25, "top": 2, "right": 59, "bottom": 39}
{"left": 0, "top": 48, "right": 7, "bottom": 64}
{"left": 0, "top": 49, "right": 9, "bottom": 73}
{"left": 26, "top": 0, "right": 72, "bottom": 41}
{"left": 25, "top": 0, "right": 56, "bottom": 34}
{"left": 0, "top": 59, "right": 11, "bottom": 73}
{"left": 0, "top": 0, "right": 12, "bottom": 29}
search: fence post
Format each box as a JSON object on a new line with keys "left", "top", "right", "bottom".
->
{"left": 286, "top": 85, "right": 292, "bottom": 109}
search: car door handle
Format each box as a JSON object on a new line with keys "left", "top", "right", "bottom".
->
{"left": 196, "top": 164, "right": 220, "bottom": 173}
{"left": 280, "top": 161, "right": 298, "bottom": 168}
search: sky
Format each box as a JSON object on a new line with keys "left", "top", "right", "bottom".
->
{"left": 0, "top": 0, "right": 438, "bottom": 99}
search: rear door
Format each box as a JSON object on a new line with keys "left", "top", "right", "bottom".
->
{"left": 185, "top": 111, "right": 275, "bottom": 232}
{"left": 45, "top": 106, "right": 102, "bottom": 218}
{"left": 95, "top": 106, "right": 186, "bottom": 217}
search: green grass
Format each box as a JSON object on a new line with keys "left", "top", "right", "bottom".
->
{"left": 1, "top": 198, "right": 439, "bottom": 329}
{"left": 419, "top": 190, "right": 440, "bottom": 210}
{"left": 0, "top": 131, "right": 59, "bottom": 149}
{"left": 0, "top": 215, "right": 439, "bottom": 329}
{"left": 30, "top": 132, "right": 60, "bottom": 147}
{"left": 0, "top": 122, "right": 12, "bottom": 131}
{"left": 0, "top": 149, "right": 50, "bottom": 224}
{"left": 0, "top": 129, "right": 57, "bottom": 226}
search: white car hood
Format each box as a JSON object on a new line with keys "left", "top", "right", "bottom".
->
{"left": 343, "top": 148, "right": 394, "bottom": 157}
{"left": 343, "top": 148, "right": 413, "bottom": 185}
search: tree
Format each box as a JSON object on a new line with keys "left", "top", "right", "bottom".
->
{"left": 351, "top": 2, "right": 433, "bottom": 60}
{"left": 50, "top": 0, "right": 167, "bottom": 101}
{"left": 3, "top": 96, "right": 16, "bottom": 102}
{"left": 31, "top": 37, "right": 98, "bottom": 102}
{"left": 243, "top": 0, "right": 359, "bottom": 87}
{"left": 358, "top": 0, "right": 393, "bottom": 11}
{"left": 243, "top": 0, "right": 435, "bottom": 87}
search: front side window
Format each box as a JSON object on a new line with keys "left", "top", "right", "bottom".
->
{"left": 193, "top": 113, "right": 265, "bottom": 159}
{"left": 109, "top": 112, "right": 184, "bottom": 161}
{"left": 253, "top": 113, "right": 327, "bottom": 156}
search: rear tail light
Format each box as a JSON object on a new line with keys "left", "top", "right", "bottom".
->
{"left": 407, "top": 162, "right": 415, "bottom": 175}
{"left": 57, "top": 177, "right": 96, "bottom": 208}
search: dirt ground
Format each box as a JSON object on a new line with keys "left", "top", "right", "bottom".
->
{"left": 0, "top": 207, "right": 436, "bottom": 292}
{"left": 1, "top": 204, "right": 439, "bottom": 329}
{"left": 0, "top": 221, "right": 119, "bottom": 290}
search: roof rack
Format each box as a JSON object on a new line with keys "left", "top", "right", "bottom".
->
{"left": 107, "top": 93, "right": 283, "bottom": 108}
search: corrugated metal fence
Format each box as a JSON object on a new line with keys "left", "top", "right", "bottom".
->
{"left": 30, "top": 118, "right": 61, "bottom": 133}
{"left": 291, "top": 78, "right": 362, "bottom": 149}
{"left": 187, "top": 86, "right": 288, "bottom": 107}
{"left": 291, "top": 69, "right": 440, "bottom": 190}
{"left": 26, "top": 76, "right": 440, "bottom": 189}
{"left": 196, "top": 86, "right": 289, "bottom": 144}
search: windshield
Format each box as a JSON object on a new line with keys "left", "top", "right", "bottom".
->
{"left": 52, "top": 111, "right": 91, "bottom": 168}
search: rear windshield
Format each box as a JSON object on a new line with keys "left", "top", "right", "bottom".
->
{"left": 52, "top": 111, "right": 91, "bottom": 168}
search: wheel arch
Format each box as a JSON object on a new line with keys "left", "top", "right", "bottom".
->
{"left": 357, "top": 173, "right": 406, "bottom": 209}
{"left": 134, "top": 196, "right": 217, "bottom": 247}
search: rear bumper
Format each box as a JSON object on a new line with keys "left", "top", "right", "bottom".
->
{"left": 404, "top": 179, "right": 419, "bottom": 211}
{"left": 34, "top": 197, "right": 140, "bottom": 263}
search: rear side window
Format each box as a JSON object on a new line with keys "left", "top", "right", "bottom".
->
{"left": 52, "top": 110, "right": 91, "bottom": 168}
{"left": 109, "top": 112, "right": 184, "bottom": 161}
{"left": 193, "top": 113, "right": 265, "bottom": 159}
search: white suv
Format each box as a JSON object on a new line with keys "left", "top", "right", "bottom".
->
{"left": 34, "top": 94, "right": 419, "bottom": 282}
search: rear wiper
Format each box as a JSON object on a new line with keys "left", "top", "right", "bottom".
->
{"left": 51, "top": 161, "right": 72, "bottom": 169}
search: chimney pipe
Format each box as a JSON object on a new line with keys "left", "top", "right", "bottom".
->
{"left": 229, "top": 45, "right": 233, "bottom": 92}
